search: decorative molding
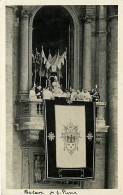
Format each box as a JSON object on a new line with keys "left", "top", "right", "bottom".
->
{"left": 96, "top": 31, "right": 108, "bottom": 36}
{"left": 18, "top": 130, "right": 42, "bottom": 146}
{"left": 17, "top": 121, "right": 44, "bottom": 131}
{"left": 96, "top": 125, "right": 109, "bottom": 133}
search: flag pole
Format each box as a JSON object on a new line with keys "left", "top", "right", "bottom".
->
{"left": 34, "top": 60, "right": 36, "bottom": 87}
{"left": 34, "top": 48, "right": 37, "bottom": 87}
{"left": 39, "top": 57, "right": 42, "bottom": 86}
{"left": 66, "top": 47, "right": 67, "bottom": 89}
{"left": 68, "top": 24, "right": 71, "bottom": 90}
{"left": 40, "top": 46, "right": 44, "bottom": 87}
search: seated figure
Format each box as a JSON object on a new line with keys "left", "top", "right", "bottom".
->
{"left": 83, "top": 89, "right": 92, "bottom": 102}
{"left": 52, "top": 76, "right": 63, "bottom": 95}
{"left": 70, "top": 89, "right": 77, "bottom": 101}
{"left": 52, "top": 76, "right": 60, "bottom": 88}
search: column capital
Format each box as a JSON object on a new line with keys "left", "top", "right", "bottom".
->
{"left": 21, "top": 9, "right": 31, "bottom": 19}
{"left": 79, "top": 6, "right": 96, "bottom": 24}
{"left": 84, "top": 17, "right": 93, "bottom": 23}
{"left": 79, "top": 16, "right": 94, "bottom": 24}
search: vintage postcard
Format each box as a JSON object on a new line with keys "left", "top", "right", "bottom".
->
{"left": 0, "top": 0, "right": 122, "bottom": 195}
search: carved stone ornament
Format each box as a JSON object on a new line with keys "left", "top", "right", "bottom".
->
{"left": 18, "top": 130, "right": 41, "bottom": 146}
{"left": 80, "top": 5, "right": 95, "bottom": 23}
{"left": 21, "top": 9, "right": 30, "bottom": 19}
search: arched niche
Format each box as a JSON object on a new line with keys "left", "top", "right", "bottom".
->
{"left": 28, "top": 5, "right": 80, "bottom": 90}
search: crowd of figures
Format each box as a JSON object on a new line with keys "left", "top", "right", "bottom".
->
{"left": 29, "top": 76, "right": 100, "bottom": 102}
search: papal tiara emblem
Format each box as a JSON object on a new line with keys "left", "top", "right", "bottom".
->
{"left": 61, "top": 121, "right": 81, "bottom": 155}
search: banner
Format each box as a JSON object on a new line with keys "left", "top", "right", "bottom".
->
{"left": 45, "top": 100, "right": 95, "bottom": 180}
{"left": 55, "top": 105, "right": 86, "bottom": 168}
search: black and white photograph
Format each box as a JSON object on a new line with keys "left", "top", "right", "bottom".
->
{"left": 0, "top": 1, "right": 122, "bottom": 195}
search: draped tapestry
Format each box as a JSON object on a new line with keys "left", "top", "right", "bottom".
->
{"left": 45, "top": 100, "right": 95, "bottom": 180}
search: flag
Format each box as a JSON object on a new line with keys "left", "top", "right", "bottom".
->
{"left": 48, "top": 54, "right": 57, "bottom": 72}
{"left": 46, "top": 61, "right": 51, "bottom": 70}
{"left": 35, "top": 48, "right": 40, "bottom": 65}
{"left": 45, "top": 49, "right": 67, "bottom": 71}
{"left": 63, "top": 51, "right": 67, "bottom": 60}
{"left": 45, "top": 50, "right": 52, "bottom": 70}
{"left": 48, "top": 50, "right": 52, "bottom": 61}
{"left": 41, "top": 46, "right": 47, "bottom": 64}
{"left": 32, "top": 52, "right": 35, "bottom": 64}
{"left": 45, "top": 54, "right": 56, "bottom": 70}
{"left": 51, "top": 51, "right": 60, "bottom": 72}
{"left": 57, "top": 52, "right": 65, "bottom": 70}
{"left": 57, "top": 51, "right": 66, "bottom": 70}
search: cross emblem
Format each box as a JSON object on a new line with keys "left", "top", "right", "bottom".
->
{"left": 48, "top": 132, "right": 55, "bottom": 141}
{"left": 87, "top": 132, "right": 93, "bottom": 141}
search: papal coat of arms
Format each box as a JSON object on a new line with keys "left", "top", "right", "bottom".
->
{"left": 61, "top": 121, "right": 81, "bottom": 155}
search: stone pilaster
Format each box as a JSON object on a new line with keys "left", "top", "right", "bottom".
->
{"left": 83, "top": 18, "right": 92, "bottom": 90}
{"left": 28, "top": 23, "right": 33, "bottom": 90}
{"left": 78, "top": 18, "right": 83, "bottom": 90}
{"left": 91, "top": 15, "right": 96, "bottom": 89}
{"left": 82, "top": 6, "right": 95, "bottom": 90}
{"left": 107, "top": 5, "right": 118, "bottom": 189}
{"left": 98, "top": 6, "right": 107, "bottom": 102}
{"left": 70, "top": 27, "right": 74, "bottom": 88}
{"left": 13, "top": 7, "right": 19, "bottom": 102}
{"left": 18, "top": 10, "right": 29, "bottom": 100}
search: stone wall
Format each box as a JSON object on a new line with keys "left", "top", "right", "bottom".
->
{"left": 6, "top": 6, "right": 22, "bottom": 189}
{"left": 6, "top": 6, "right": 14, "bottom": 189}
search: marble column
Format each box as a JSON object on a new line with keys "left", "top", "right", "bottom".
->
{"left": 18, "top": 10, "right": 29, "bottom": 99}
{"left": 79, "top": 21, "right": 83, "bottom": 90}
{"left": 108, "top": 6, "right": 118, "bottom": 189}
{"left": 70, "top": 27, "right": 74, "bottom": 88}
{"left": 28, "top": 23, "right": 33, "bottom": 90}
{"left": 98, "top": 6, "right": 107, "bottom": 102}
{"left": 91, "top": 19, "right": 96, "bottom": 89}
{"left": 83, "top": 18, "right": 92, "bottom": 90}
{"left": 13, "top": 8, "right": 19, "bottom": 102}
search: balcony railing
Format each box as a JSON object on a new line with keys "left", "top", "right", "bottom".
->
{"left": 15, "top": 99, "right": 108, "bottom": 131}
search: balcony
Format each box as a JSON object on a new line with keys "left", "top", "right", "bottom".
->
{"left": 14, "top": 99, "right": 109, "bottom": 143}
